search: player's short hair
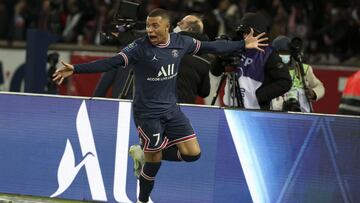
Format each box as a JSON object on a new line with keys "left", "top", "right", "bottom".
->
{"left": 148, "top": 8, "right": 170, "bottom": 22}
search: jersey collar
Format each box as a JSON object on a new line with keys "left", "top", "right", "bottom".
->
{"left": 156, "top": 34, "right": 170, "bottom": 48}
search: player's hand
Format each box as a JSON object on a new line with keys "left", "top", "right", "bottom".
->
{"left": 52, "top": 61, "right": 74, "bottom": 85}
{"left": 244, "top": 28, "right": 268, "bottom": 52}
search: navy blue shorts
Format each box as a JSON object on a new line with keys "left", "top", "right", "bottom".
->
{"left": 134, "top": 107, "right": 196, "bottom": 152}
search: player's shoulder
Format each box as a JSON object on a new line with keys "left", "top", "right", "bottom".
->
{"left": 170, "top": 32, "right": 181, "bottom": 39}
{"left": 171, "top": 32, "right": 196, "bottom": 46}
{"left": 172, "top": 32, "right": 194, "bottom": 41}
{"left": 135, "top": 35, "right": 150, "bottom": 45}
{"left": 123, "top": 37, "right": 148, "bottom": 53}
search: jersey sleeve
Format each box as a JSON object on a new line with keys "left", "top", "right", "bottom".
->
{"left": 73, "top": 40, "right": 142, "bottom": 74}
{"left": 182, "top": 35, "right": 202, "bottom": 55}
{"left": 74, "top": 54, "right": 126, "bottom": 74}
{"left": 118, "top": 40, "right": 142, "bottom": 66}
{"left": 181, "top": 34, "right": 245, "bottom": 55}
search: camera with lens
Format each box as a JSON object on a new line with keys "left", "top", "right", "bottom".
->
{"left": 100, "top": 0, "right": 145, "bottom": 46}
{"left": 289, "top": 37, "right": 303, "bottom": 61}
{"left": 214, "top": 24, "right": 262, "bottom": 68}
{"left": 282, "top": 90, "right": 301, "bottom": 112}
{"left": 282, "top": 98, "right": 301, "bottom": 112}
{"left": 214, "top": 35, "right": 242, "bottom": 68}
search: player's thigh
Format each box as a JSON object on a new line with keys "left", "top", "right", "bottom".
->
{"left": 134, "top": 117, "right": 167, "bottom": 153}
{"left": 176, "top": 138, "right": 201, "bottom": 156}
{"left": 165, "top": 108, "right": 201, "bottom": 155}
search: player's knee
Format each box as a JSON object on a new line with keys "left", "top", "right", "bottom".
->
{"left": 144, "top": 151, "right": 162, "bottom": 162}
{"left": 181, "top": 152, "right": 201, "bottom": 162}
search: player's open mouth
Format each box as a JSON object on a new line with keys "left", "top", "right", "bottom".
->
{"left": 149, "top": 36, "right": 157, "bottom": 40}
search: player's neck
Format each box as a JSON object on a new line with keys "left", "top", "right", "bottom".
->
{"left": 157, "top": 34, "right": 170, "bottom": 47}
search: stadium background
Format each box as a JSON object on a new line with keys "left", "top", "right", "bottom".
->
{"left": 0, "top": 0, "right": 360, "bottom": 202}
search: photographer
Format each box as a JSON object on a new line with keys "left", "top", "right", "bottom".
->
{"left": 271, "top": 35, "right": 325, "bottom": 112}
{"left": 211, "top": 12, "right": 292, "bottom": 110}
{"left": 174, "top": 15, "right": 212, "bottom": 104}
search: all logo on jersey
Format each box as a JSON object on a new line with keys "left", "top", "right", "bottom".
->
{"left": 157, "top": 64, "right": 174, "bottom": 77}
{"left": 147, "top": 64, "right": 177, "bottom": 81}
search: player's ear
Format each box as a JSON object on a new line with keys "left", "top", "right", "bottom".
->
{"left": 166, "top": 22, "right": 170, "bottom": 32}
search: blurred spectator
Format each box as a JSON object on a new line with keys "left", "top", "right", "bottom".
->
{"left": 0, "top": 0, "right": 359, "bottom": 66}
{"left": 82, "top": 0, "right": 111, "bottom": 44}
{"left": 62, "top": 0, "right": 83, "bottom": 43}
{"left": 322, "top": 5, "right": 351, "bottom": 62}
{"left": 347, "top": 3, "right": 360, "bottom": 62}
{"left": 269, "top": 0, "right": 288, "bottom": 40}
{"left": 287, "top": 3, "right": 308, "bottom": 39}
{"left": 13, "top": 0, "right": 27, "bottom": 40}
{"left": 338, "top": 70, "right": 360, "bottom": 116}
{"left": 0, "top": 1, "right": 6, "bottom": 38}
{"left": 37, "top": 0, "right": 51, "bottom": 30}
{"left": 212, "top": 0, "right": 230, "bottom": 36}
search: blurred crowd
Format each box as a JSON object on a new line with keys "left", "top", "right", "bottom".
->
{"left": 0, "top": 0, "right": 359, "bottom": 64}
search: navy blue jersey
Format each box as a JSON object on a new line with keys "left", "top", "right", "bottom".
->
{"left": 120, "top": 33, "right": 201, "bottom": 117}
{"left": 74, "top": 32, "right": 245, "bottom": 117}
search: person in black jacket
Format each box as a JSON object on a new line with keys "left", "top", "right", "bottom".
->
{"left": 174, "top": 15, "right": 212, "bottom": 104}
{"left": 211, "top": 12, "right": 292, "bottom": 110}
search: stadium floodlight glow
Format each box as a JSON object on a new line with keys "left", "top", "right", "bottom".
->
{"left": 225, "top": 110, "right": 270, "bottom": 203}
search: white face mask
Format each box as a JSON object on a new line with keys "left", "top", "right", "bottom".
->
{"left": 279, "top": 54, "right": 291, "bottom": 64}
{"left": 173, "top": 26, "right": 182, "bottom": 33}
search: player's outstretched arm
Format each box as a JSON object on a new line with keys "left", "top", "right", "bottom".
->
{"left": 52, "top": 61, "right": 74, "bottom": 85}
{"left": 196, "top": 29, "right": 268, "bottom": 54}
{"left": 52, "top": 54, "right": 128, "bottom": 85}
{"left": 244, "top": 28, "right": 268, "bottom": 52}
